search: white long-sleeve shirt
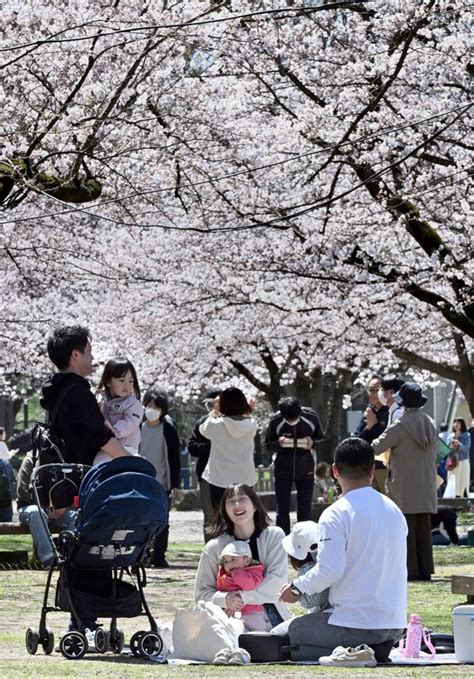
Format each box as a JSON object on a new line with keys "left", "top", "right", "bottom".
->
{"left": 294, "top": 486, "right": 407, "bottom": 630}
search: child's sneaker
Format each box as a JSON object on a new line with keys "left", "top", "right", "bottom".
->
{"left": 228, "top": 647, "right": 251, "bottom": 665}
{"left": 212, "top": 647, "right": 234, "bottom": 664}
{"left": 319, "top": 644, "right": 376, "bottom": 667}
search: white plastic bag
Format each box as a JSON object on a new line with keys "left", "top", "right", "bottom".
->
{"left": 171, "top": 600, "right": 244, "bottom": 661}
{"left": 443, "top": 474, "right": 456, "bottom": 499}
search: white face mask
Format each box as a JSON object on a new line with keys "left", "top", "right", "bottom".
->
{"left": 145, "top": 407, "right": 162, "bottom": 422}
{"left": 378, "top": 390, "right": 388, "bottom": 406}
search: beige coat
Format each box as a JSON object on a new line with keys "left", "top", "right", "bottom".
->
{"left": 372, "top": 409, "right": 438, "bottom": 514}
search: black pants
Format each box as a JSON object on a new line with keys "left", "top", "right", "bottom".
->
{"left": 209, "top": 483, "right": 226, "bottom": 513}
{"left": 274, "top": 475, "right": 314, "bottom": 535}
{"left": 152, "top": 493, "right": 171, "bottom": 564}
{"left": 405, "top": 513, "right": 434, "bottom": 580}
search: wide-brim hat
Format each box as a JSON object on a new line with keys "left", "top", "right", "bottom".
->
{"left": 282, "top": 521, "right": 319, "bottom": 560}
{"left": 394, "top": 382, "right": 427, "bottom": 409}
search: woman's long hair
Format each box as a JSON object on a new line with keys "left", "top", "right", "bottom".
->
{"left": 207, "top": 484, "right": 270, "bottom": 539}
{"left": 453, "top": 417, "right": 467, "bottom": 433}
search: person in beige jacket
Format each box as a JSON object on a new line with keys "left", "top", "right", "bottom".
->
{"left": 372, "top": 382, "right": 438, "bottom": 581}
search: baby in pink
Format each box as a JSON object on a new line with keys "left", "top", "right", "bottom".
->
{"left": 216, "top": 541, "right": 271, "bottom": 632}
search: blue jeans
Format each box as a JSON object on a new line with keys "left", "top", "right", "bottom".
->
{"left": 18, "top": 504, "right": 76, "bottom": 564}
{"left": 274, "top": 475, "right": 314, "bottom": 535}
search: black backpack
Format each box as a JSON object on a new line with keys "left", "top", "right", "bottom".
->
{"left": 31, "top": 382, "right": 78, "bottom": 467}
{"left": 30, "top": 382, "right": 81, "bottom": 508}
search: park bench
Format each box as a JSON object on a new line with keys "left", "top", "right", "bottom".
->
{"left": 451, "top": 575, "right": 474, "bottom": 604}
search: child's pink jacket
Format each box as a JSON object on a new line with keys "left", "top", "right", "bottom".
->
{"left": 216, "top": 563, "right": 265, "bottom": 613}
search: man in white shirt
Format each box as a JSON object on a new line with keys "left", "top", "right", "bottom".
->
{"left": 273, "top": 437, "right": 407, "bottom": 661}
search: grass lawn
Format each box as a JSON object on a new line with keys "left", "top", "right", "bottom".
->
{"left": 0, "top": 530, "right": 473, "bottom": 677}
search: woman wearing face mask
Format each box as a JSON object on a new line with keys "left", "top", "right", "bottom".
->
{"left": 140, "top": 387, "right": 180, "bottom": 567}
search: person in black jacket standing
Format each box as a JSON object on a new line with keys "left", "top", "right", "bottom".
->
{"left": 188, "top": 388, "right": 221, "bottom": 542}
{"left": 266, "top": 397, "right": 324, "bottom": 535}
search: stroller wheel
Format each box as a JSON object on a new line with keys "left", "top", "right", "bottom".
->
{"left": 26, "top": 628, "right": 39, "bottom": 655}
{"left": 139, "top": 631, "right": 163, "bottom": 658}
{"left": 41, "top": 628, "right": 55, "bottom": 655}
{"left": 60, "top": 631, "right": 88, "bottom": 660}
{"left": 129, "top": 630, "right": 145, "bottom": 658}
{"left": 94, "top": 627, "right": 110, "bottom": 654}
{"left": 110, "top": 628, "right": 124, "bottom": 654}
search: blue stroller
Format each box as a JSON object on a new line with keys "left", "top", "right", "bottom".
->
{"left": 25, "top": 456, "right": 168, "bottom": 660}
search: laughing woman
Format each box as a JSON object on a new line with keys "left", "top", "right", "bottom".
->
{"left": 194, "top": 483, "right": 291, "bottom": 629}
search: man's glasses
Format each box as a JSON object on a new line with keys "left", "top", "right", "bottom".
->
{"left": 367, "top": 388, "right": 379, "bottom": 393}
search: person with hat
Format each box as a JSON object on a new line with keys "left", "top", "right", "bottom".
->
{"left": 282, "top": 521, "right": 329, "bottom": 613}
{"left": 372, "top": 381, "right": 438, "bottom": 581}
{"left": 188, "top": 387, "right": 222, "bottom": 542}
{"left": 216, "top": 541, "right": 270, "bottom": 631}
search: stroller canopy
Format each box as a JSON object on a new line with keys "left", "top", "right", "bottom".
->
{"left": 74, "top": 457, "right": 169, "bottom": 567}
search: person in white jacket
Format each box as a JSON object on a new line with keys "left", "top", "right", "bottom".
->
{"left": 194, "top": 483, "right": 291, "bottom": 627}
{"left": 199, "top": 387, "right": 257, "bottom": 511}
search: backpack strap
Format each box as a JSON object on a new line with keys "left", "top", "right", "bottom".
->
{"left": 47, "top": 381, "right": 79, "bottom": 428}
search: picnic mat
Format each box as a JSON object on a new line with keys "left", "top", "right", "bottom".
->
{"left": 164, "top": 651, "right": 472, "bottom": 665}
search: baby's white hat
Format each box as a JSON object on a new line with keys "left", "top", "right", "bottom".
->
{"left": 282, "top": 521, "right": 319, "bottom": 560}
{"left": 219, "top": 540, "right": 252, "bottom": 560}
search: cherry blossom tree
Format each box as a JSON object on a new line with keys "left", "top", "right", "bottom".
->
{"left": 1, "top": 0, "right": 472, "bottom": 427}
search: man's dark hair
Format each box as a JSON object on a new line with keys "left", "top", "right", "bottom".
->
{"left": 278, "top": 397, "right": 302, "bottom": 420}
{"left": 334, "top": 437, "right": 374, "bottom": 480}
{"left": 381, "top": 375, "right": 404, "bottom": 393}
{"left": 46, "top": 325, "right": 90, "bottom": 370}
{"left": 143, "top": 387, "right": 169, "bottom": 416}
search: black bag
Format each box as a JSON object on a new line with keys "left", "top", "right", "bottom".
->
{"left": 0, "top": 470, "right": 12, "bottom": 509}
{"left": 31, "top": 382, "right": 78, "bottom": 467}
{"left": 238, "top": 632, "right": 294, "bottom": 662}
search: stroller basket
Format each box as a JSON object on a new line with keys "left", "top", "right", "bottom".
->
{"left": 56, "top": 571, "right": 142, "bottom": 618}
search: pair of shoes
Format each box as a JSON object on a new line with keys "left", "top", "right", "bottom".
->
{"left": 212, "top": 647, "right": 251, "bottom": 665}
{"left": 319, "top": 644, "right": 376, "bottom": 667}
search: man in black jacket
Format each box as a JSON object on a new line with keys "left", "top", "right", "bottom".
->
{"left": 40, "top": 325, "right": 128, "bottom": 634}
{"left": 188, "top": 388, "right": 221, "bottom": 542}
{"left": 41, "top": 325, "right": 129, "bottom": 465}
{"left": 353, "top": 376, "right": 389, "bottom": 444}
{"left": 266, "top": 397, "right": 324, "bottom": 534}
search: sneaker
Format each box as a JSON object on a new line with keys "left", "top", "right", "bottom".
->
{"left": 228, "top": 648, "right": 251, "bottom": 665}
{"left": 319, "top": 644, "right": 376, "bottom": 667}
{"left": 213, "top": 648, "right": 234, "bottom": 665}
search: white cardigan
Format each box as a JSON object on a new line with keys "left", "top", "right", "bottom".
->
{"left": 194, "top": 526, "right": 291, "bottom": 622}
